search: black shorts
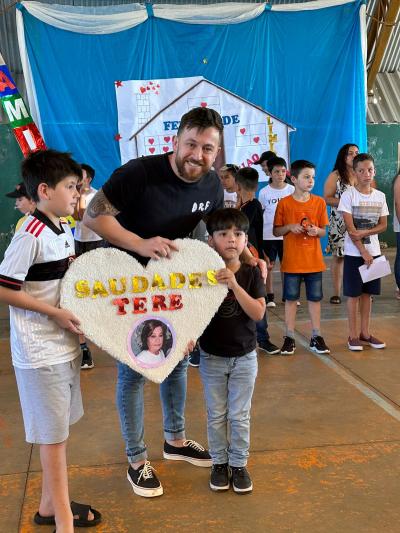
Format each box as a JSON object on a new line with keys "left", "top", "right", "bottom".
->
{"left": 263, "top": 240, "right": 283, "bottom": 263}
{"left": 343, "top": 255, "right": 381, "bottom": 297}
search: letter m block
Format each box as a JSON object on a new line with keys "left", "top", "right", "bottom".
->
{"left": 2, "top": 94, "right": 32, "bottom": 127}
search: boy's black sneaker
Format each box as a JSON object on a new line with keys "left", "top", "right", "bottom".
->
{"left": 210, "top": 463, "right": 230, "bottom": 491}
{"left": 258, "top": 340, "right": 280, "bottom": 355}
{"left": 81, "top": 347, "right": 94, "bottom": 369}
{"left": 231, "top": 466, "right": 253, "bottom": 493}
{"left": 280, "top": 336, "right": 296, "bottom": 355}
{"left": 127, "top": 462, "right": 163, "bottom": 498}
{"left": 310, "top": 336, "right": 330, "bottom": 354}
{"left": 163, "top": 439, "right": 212, "bottom": 467}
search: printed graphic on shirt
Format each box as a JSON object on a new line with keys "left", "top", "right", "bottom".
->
{"left": 352, "top": 203, "right": 383, "bottom": 244}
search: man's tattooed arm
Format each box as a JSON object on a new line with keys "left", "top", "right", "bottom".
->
{"left": 86, "top": 188, "right": 120, "bottom": 219}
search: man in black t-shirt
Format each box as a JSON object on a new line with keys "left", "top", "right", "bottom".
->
{"left": 84, "top": 108, "right": 225, "bottom": 498}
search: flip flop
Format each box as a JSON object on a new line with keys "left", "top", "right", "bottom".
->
{"left": 34, "top": 501, "right": 102, "bottom": 528}
{"left": 329, "top": 296, "right": 341, "bottom": 304}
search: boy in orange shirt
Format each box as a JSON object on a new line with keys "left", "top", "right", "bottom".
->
{"left": 273, "top": 160, "right": 330, "bottom": 355}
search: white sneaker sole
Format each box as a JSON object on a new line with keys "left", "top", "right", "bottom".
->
{"left": 280, "top": 349, "right": 296, "bottom": 355}
{"left": 348, "top": 344, "right": 363, "bottom": 351}
{"left": 127, "top": 471, "right": 163, "bottom": 498}
{"left": 310, "top": 346, "right": 330, "bottom": 354}
{"left": 81, "top": 363, "right": 94, "bottom": 369}
{"left": 266, "top": 302, "right": 276, "bottom": 308}
{"left": 163, "top": 451, "right": 212, "bottom": 467}
{"left": 210, "top": 481, "right": 230, "bottom": 491}
{"left": 233, "top": 483, "right": 253, "bottom": 493}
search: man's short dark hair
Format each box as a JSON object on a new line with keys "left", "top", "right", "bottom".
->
{"left": 235, "top": 167, "right": 259, "bottom": 192}
{"left": 177, "top": 107, "right": 223, "bottom": 140}
{"left": 206, "top": 208, "right": 249, "bottom": 236}
{"left": 353, "top": 153, "right": 374, "bottom": 170}
{"left": 81, "top": 163, "right": 95, "bottom": 181}
{"left": 290, "top": 160, "right": 316, "bottom": 179}
{"left": 267, "top": 156, "right": 287, "bottom": 173}
{"left": 22, "top": 149, "right": 82, "bottom": 202}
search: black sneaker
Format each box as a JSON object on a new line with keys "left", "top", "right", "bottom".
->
{"left": 231, "top": 466, "right": 253, "bottom": 493}
{"left": 188, "top": 346, "right": 200, "bottom": 367}
{"left": 163, "top": 439, "right": 212, "bottom": 467}
{"left": 210, "top": 463, "right": 230, "bottom": 491}
{"left": 81, "top": 346, "right": 94, "bottom": 369}
{"left": 258, "top": 340, "right": 280, "bottom": 355}
{"left": 127, "top": 462, "right": 163, "bottom": 498}
{"left": 310, "top": 336, "right": 330, "bottom": 354}
{"left": 280, "top": 336, "right": 296, "bottom": 355}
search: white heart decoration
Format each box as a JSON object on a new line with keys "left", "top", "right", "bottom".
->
{"left": 60, "top": 239, "right": 228, "bottom": 383}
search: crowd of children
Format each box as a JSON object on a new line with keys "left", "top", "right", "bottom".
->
{"left": 0, "top": 143, "right": 391, "bottom": 529}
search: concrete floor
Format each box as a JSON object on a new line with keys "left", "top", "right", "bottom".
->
{"left": 1, "top": 251, "right": 400, "bottom": 533}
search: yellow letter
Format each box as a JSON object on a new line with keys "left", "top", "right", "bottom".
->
{"left": 75, "top": 280, "right": 90, "bottom": 298}
{"left": 151, "top": 273, "right": 167, "bottom": 291}
{"left": 109, "top": 277, "right": 127, "bottom": 295}
{"left": 206, "top": 270, "right": 218, "bottom": 286}
{"left": 92, "top": 280, "right": 109, "bottom": 298}
{"left": 188, "top": 272, "right": 202, "bottom": 289}
{"left": 169, "top": 272, "right": 186, "bottom": 289}
{"left": 132, "top": 276, "right": 149, "bottom": 293}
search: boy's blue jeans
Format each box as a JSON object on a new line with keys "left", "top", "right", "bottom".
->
{"left": 116, "top": 358, "right": 188, "bottom": 463}
{"left": 199, "top": 349, "right": 258, "bottom": 467}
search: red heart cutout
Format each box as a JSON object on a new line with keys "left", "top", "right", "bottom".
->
{"left": 149, "top": 147, "right": 155, "bottom": 154}
{"left": 140, "top": 87, "right": 146, "bottom": 94}
{"left": 149, "top": 81, "right": 153, "bottom": 85}
{"left": 253, "top": 136, "right": 260, "bottom": 143}
{"left": 147, "top": 86, "right": 150, "bottom": 90}
{"left": 200, "top": 102, "right": 208, "bottom": 107}
{"left": 240, "top": 128, "right": 246, "bottom": 134}
{"left": 162, "top": 146, "right": 169, "bottom": 153}
{"left": 157, "top": 85, "right": 160, "bottom": 88}
{"left": 155, "top": 92, "right": 159, "bottom": 95}
{"left": 164, "top": 136, "right": 171, "bottom": 143}
{"left": 148, "top": 138, "right": 154, "bottom": 145}
{"left": 152, "top": 87, "right": 155, "bottom": 90}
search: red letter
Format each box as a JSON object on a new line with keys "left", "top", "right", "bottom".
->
{"left": 133, "top": 297, "right": 147, "bottom": 314}
{"left": 169, "top": 294, "right": 183, "bottom": 311}
{"left": 112, "top": 297, "right": 129, "bottom": 315}
{"left": 0, "top": 71, "right": 16, "bottom": 93}
{"left": 152, "top": 295, "right": 167, "bottom": 311}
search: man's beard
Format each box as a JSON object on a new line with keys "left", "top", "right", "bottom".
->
{"left": 174, "top": 153, "right": 210, "bottom": 182}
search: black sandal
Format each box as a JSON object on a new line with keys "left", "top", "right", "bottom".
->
{"left": 329, "top": 296, "right": 341, "bottom": 304}
{"left": 34, "top": 501, "right": 102, "bottom": 528}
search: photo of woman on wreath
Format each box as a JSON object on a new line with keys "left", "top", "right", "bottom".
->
{"left": 133, "top": 319, "right": 173, "bottom": 367}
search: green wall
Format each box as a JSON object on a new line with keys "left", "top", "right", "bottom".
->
{"left": 367, "top": 123, "right": 400, "bottom": 247}
{"left": 0, "top": 124, "right": 24, "bottom": 258}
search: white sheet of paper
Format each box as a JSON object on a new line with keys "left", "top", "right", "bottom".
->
{"left": 358, "top": 255, "right": 391, "bottom": 283}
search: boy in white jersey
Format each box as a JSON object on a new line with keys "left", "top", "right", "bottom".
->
{"left": 0, "top": 150, "right": 102, "bottom": 531}
{"left": 258, "top": 157, "right": 294, "bottom": 307}
{"left": 338, "top": 153, "right": 388, "bottom": 351}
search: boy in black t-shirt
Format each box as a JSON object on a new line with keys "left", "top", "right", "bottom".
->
{"left": 199, "top": 208, "right": 266, "bottom": 494}
{"left": 236, "top": 168, "right": 280, "bottom": 356}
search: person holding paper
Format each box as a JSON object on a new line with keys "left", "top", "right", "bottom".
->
{"left": 338, "top": 153, "right": 389, "bottom": 351}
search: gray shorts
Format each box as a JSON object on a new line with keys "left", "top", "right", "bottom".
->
{"left": 14, "top": 357, "right": 83, "bottom": 444}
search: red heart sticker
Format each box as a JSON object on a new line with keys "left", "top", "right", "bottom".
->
{"left": 147, "top": 86, "right": 150, "bottom": 90}
{"left": 149, "top": 81, "right": 153, "bottom": 85}
{"left": 253, "top": 136, "right": 260, "bottom": 143}
{"left": 157, "top": 84, "right": 160, "bottom": 88}
{"left": 164, "top": 136, "right": 171, "bottom": 143}
{"left": 148, "top": 138, "right": 154, "bottom": 145}
{"left": 240, "top": 128, "right": 246, "bottom": 134}
{"left": 140, "top": 87, "right": 146, "bottom": 94}
{"left": 200, "top": 102, "right": 208, "bottom": 107}
{"left": 149, "top": 147, "right": 155, "bottom": 154}
{"left": 163, "top": 146, "right": 169, "bottom": 153}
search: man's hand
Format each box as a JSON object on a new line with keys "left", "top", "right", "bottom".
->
{"left": 51, "top": 308, "right": 82, "bottom": 334}
{"left": 184, "top": 340, "right": 196, "bottom": 356}
{"left": 216, "top": 268, "right": 239, "bottom": 290}
{"left": 361, "top": 250, "right": 373, "bottom": 268}
{"left": 136, "top": 237, "right": 179, "bottom": 259}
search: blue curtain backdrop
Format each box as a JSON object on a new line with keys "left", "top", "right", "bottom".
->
{"left": 20, "top": 1, "right": 366, "bottom": 193}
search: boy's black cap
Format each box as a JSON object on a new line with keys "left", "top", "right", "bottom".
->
{"left": 5, "top": 182, "right": 29, "bottom": 198}
{"left": 254, "top": 151, "right": 276, "bottom": 165}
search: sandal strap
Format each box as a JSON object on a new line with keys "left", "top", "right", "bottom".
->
{"left": 70, "top": 501, "right": 91, "bottom": 520}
